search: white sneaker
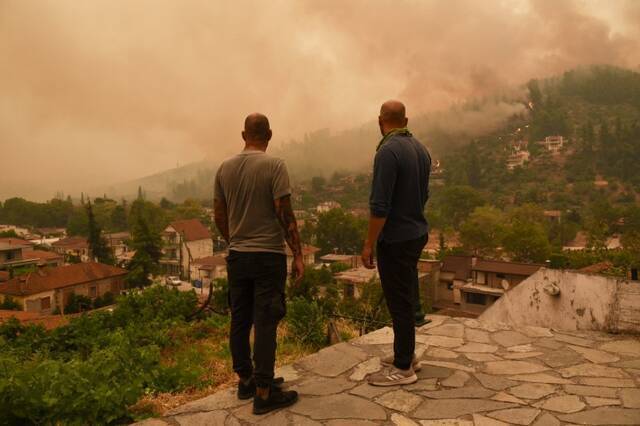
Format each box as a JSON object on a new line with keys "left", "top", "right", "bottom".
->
{"left": 367, "top": 365, "right": 418, "bottom": 386}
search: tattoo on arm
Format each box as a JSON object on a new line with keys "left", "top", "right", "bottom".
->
{"left": 213, "top": 198, "right": 230, "bottom": 243}
{"left": 275, "top": 195, "right": 302, "bottom": 256}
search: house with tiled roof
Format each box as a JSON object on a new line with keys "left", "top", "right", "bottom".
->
{"left": 0, "top": 262, "right": 127, "bottom": 314}
{"left": 160, "top": 219, "right": 213, "bottom": 280}
{"left": 51, "top": 236, "right": 90, "bottom": 262}
{"left": 190, "top": 254, "right": 228, "bottom": 285}
{"left": 22, "top": 249, "right": 64, "bottom": 268}
{"left": 428, "top": 255, "right": 543, "bottom": 317}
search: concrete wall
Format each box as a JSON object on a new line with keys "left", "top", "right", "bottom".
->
{"left": 479, "top": 268, "right": 640, "bottom": 334}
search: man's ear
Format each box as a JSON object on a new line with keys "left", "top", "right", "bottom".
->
{"left": 266, "top": 129, "right": 273, "bottom": 142}
{"left": 403, "top": 117, "right": 408, "bottom": 127}
{"left": 241, "top": 131, "right": 247, "bottom": 142}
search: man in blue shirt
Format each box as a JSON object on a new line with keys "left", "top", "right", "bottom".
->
{"left": 362, "top": 100, "right": 431, "bottom": 386}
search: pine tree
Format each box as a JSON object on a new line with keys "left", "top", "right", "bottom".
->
{"left": 86, "top": 200, "right": 115, "bottom": 265}
{"left": 126, "top": 200, "right": 163, "bottom": 288}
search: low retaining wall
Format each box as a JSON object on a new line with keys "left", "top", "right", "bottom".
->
{"left": 479, "top": 268, "right": 640, "bottom": 334}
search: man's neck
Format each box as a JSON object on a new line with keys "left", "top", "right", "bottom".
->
{"left": 244, "top": 143, "right": 267, "bottom": 152}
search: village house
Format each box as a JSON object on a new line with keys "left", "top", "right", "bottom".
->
{"left": 104, "top": 231, "right": 131, "bottom": 263}
{"left": 0, "top": 239, "right": 39, "bottom": 271}
{"left": 334, "top": 267, "right": 379, "bottom": 299}
{"left": 160, "top": 219, "right": 213, "bottom": 280}
{"left": 506, "top": 149, "right": 530, "bottom": 170}
{"left": 316, "top": 201, "right": 341, "bottom": 213}
{"left": 320, "top": 254, "right": 361, "bottom": 269}
{"left": 22, "top": 249, "right": 64, "bottom": 268}
{"left": 285, "top": 244, "right": 320, "bottom": 273}
{"left": 189, "top": 255, "right": 227, "bottom": 286}
{"left": 0, "top": 262, "right": 127, "bottom": 314}
{"left": 427, "top": 255, "right": 543, "bottom": 316}
{"left": 538, "top": 135, "right": 565, "bottom": 152}
{"left": 51, "top": 236, "right": 90, "bottom": 262}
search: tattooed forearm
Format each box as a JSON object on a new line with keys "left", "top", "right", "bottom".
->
{"left": 275, "top": 195, "right": 302, "bottom": 256}
{"left": 213, "top": 198, "right": 230, "bottom": 243}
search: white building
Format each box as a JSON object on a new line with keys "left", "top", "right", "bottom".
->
{"left": 316, "top": 201, "right": 341, "bottom": 213}
{"left": 538, "top": 135, "right": 565, "bottom": 153}
{"left": 160, "top": 219, "right": 213, "bottom": 280}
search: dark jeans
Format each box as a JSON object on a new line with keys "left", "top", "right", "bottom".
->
{"left": 227, "top": 250, "right": 287, "bottom": 388}
{"left": 377, "top": 234, "right": 428, "bottom": 370}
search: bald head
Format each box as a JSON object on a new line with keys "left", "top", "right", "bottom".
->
{"left": 379, "top": 100, "right": 408, "bottom": 135}
{"left": 243, "top": 113, "right": 272, "bottom": 144}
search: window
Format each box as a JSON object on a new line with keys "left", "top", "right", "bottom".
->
{"left": 466, "top": 292, "right": 486, "bottom": 305}
{"left": 40, "top": 297, "right": 51, "bottom": 310}
{"left": 89, "top": 286, "right": 97, "bottom": 298}
{"left": 476, "top": 272, "right": 486, "bottom": 284}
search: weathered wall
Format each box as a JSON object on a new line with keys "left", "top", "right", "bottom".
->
{"left": 479, "top": 269, "right": 640, "bottom": 334}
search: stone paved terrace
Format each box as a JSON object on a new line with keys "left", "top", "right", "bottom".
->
{"left": 136, "top": 315, "right": 640, "bottom": 426}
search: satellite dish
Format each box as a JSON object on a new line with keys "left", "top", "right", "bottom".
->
{"left": 501, "top": 279, "right": 510, "bottom": 291}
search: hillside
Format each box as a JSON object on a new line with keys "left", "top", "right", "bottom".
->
{"left": 98, "top": 65, "right": 639, "bottom": 204}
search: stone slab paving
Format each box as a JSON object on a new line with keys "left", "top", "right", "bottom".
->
{"left": 135, "top": 315, "right": 640, "bottom": 425}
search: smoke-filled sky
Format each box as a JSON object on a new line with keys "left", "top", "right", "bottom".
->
{"left": 1, "top": 0, "right": 639, "bottom": 200}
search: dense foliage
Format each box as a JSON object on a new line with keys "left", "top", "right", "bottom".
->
{"left": 0, "top": 286, "right": 208, "bottom": 425}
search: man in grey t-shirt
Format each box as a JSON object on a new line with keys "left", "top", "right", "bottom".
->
{"left": 214, "top": 113, "right": 302, "bottom": 415}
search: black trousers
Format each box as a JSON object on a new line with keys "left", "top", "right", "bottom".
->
{"left": 377, "top": 234, "right": 428, "bottom": 370}
{"left": 227, "top": 250, "right": 287, "bottom": 388}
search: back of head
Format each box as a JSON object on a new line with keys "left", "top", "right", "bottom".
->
{"left": 379, "top": 100, "right": 408, "bottom": 129}
{"left": 243, "top": 113, "right": 272, "bottom": 144}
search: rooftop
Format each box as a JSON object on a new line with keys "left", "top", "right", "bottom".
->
{"left": 0, "top": 262, "right": 127, "bottom": 297}
{"left": 168, "top": 219, "right": 211, "bottom": 242}
{"left": 138, "top": 315, "right": 640, "bottom": 426}
{"left": 51, "top": 236, "right": 88, "bottom": 249}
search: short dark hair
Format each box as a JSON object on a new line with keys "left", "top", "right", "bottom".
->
{"left": 244, "top": 113, "right": 271, "bottom": 141}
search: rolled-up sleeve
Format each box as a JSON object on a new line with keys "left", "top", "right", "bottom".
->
{"left": 369, "top": 147, "right": 397, "bottom": 217}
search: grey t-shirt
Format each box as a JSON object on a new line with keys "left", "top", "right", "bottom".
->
{"left": 214, "top": 150, "right": 291, "bottom": 254}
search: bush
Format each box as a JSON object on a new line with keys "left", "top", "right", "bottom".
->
{"left": 0, "top": 296, "right": 21, "bottom": 311}
{"left": 0, "top": 285, "right": 205, "bottom": 424}
{"left": 64, "top": 293, "right": 93, "bottom": 314}
{"left": 286, "top": 297, "right": 326, "bottom": 348}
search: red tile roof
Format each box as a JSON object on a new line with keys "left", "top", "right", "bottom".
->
{"left": 52, "top": 236, "right": 89, "bottom": 250}
{"left": 169, "top": 219, "right": 211, "bottom": 242}
{"left": 0, "top": 262, "right": 127, "bottom": 297}
{"left": 0, "top": 310, "right": 70, "bottom": 330}
{"left": 473, "top": 259, "right": 543, "bottom": 276}
{"left": 22, "top": 249, "right": 63, "bottom": 263}
{"left": 0, "top": 238, "right": 33, "bottom": 247}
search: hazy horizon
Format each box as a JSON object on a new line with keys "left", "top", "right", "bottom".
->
{"left": 2, "top": 0, "right": 639, "bottom": 201}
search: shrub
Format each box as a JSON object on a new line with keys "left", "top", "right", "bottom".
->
{"left": 0, "top": 296, "right": 21, "bottom": 311}
{"left": 0, "top": 284, "right": 206, "bottom": 424}
{"left": 286, "top": 297, "right": 326, "bottom": 348}
{"left": 64, "top": 293, "right": 93, "bottom": 314}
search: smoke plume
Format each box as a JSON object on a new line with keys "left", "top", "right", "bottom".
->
{"left": 0, "top": 0, "right": 638, "bottom": 199}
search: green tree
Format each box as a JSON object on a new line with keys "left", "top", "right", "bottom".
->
{"left": 459, "top": 206, "right": 507, "bottom": 257}
{"left": 503, "top": 221, "right": 551, "bottom": 263}
{"left": 315, "top": 208, "right": 367, "bottom": 255}
{"left": 110, "top": 200, "right": 128, "bottom": 232}
{"left": 433, "top": 185, "right": 484, "bottom": 229}
{"left": 126, "top": 200, "right": 163, "bottom": 288}
{"left": 86, "top": 201, "right": 115, "bottom": 265}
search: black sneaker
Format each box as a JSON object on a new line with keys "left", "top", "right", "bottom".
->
{"left": 238, "top": 376, "right": 285, "bottom": 400}
{"left": 253, "top": 387, "right": 298, "bottom": 415}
